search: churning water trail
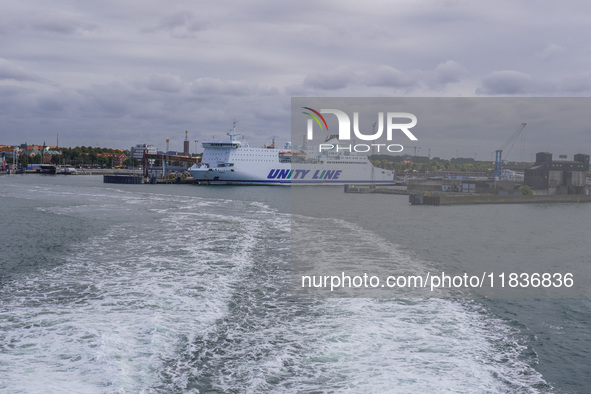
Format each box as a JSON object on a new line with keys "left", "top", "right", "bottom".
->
{"left": 0, "top": 177, "right": 551, "bottom": 392}
{"left": 0, "top": 184, "right": 283, "bottom": 392}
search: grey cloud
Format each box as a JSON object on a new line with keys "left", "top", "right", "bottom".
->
{"left": 190, "top": 78, "right": 259, "bottom": 97}
{"left": 365, "top": 65, "right": 419, "bottom": 88}
{"left": 30, "top": 13, "right": 98, "bottom": 35}
{"left": 2, "top": 0, "right": 591, "bottom": 156}
{"left": 36, "top": 96, "right": 65, "bottom": 112}
{"left": 0, "top": 58, "right": 43, "bottom": 82}
{"left": 142, "top": 11, "right": 210, "bottom": 38}
{"left": 303, "top": 66, "right": 358, "bottom": 90}
{"left": 431, "top": 60, "right": 467, "bottom": 86}
{"left": 80, "top": 83, "right": 134, "bottom": 118}
{"left": 0, "top": 84, "right": 29, "bottom": 96}
{"left": 146, "top": 73, "right": 184, "bottom": 93}
{"left": 0, "top": 85, "right": 33, "bottom": 115}
{"left": 478, "top": 70, "right": 591, "bottom": 96}
{"left": 309, "top": 62, "right": 466, "bottom": 93}
{"left": 476, "top": 70, "right": 544, "bottom": 95}
{"left": 560, "top": 74, "right": 591, "bottom": 94}
{"left": 33, "top": 89, "right": 85, "bottom": 115}
{"left": 535, "top": 43, "right": 565, "bottom": 60}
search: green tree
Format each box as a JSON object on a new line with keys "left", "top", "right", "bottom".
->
{"left": 31, "top": 154, "right": 42, "bottom": 164}
{"left": 123, "top": 157, "right": 139, "bottom": 168}
{"left": 521, "top": 185, "right": 533, "bottom": 195}
{"left": 97, "top": 155, "right": 108, "bottom": 168}
{"left": 51, "top": 154, "right": 62, "bottom": 165}
{"left": 88, "top": 152, "right": 98, "bottom": 167}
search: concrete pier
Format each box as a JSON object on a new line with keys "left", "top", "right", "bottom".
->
{"left": 103, "top": 175, "right": 143, "bottom": 184}
{"left": 409, "top": 193, "right": 591, "bottom": 205}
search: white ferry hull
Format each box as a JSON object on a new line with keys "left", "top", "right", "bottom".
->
{"left": 190, "top": 136, "right": 394, "bottom": 185}
{"left": 189, "top": 176, "right": 395, "bottom": 185}
{"left": 189, "top": 163, "right": 395, "bottom": 185}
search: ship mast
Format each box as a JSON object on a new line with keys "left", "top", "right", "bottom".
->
{"left": 227, "top": 120, "right": 241, "bottom": 141}
{"left": 371, "top": 122, "right": 376, "bottom": 186}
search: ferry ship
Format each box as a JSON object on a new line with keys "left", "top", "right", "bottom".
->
{"left": 188, "top": 133, "right": 394, "bottom": 185}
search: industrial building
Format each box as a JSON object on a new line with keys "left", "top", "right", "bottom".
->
{"left": 524, "top": 152, "right": 590, "bottom": 195}
{"left": 183, "top": 130, "right": 190, "bottom": 156}
{"left": 130, "top": 144, "right": 157, "bottom": 160}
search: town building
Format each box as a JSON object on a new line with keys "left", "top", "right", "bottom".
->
{"left": 130, "top": 144, "right": 157, "bottom": 159}
{"left": 524, "top": 152, "right": 589, "bottom": 195}
{"left": 100, "top": 152, "right": 128, "bottom": 167}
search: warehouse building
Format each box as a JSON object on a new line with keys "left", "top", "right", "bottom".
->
{"left": 524, "top": 152, "right": 589, "bottom": 195}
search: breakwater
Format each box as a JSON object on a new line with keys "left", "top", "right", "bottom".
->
{"left": 409, "top": 193, "right": 591, "bottom": 205}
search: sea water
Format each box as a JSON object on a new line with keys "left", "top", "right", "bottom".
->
{"left": 0, "top": 175, "right": 589, "bottom": 392}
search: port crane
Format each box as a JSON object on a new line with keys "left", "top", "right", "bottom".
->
{"left": 493, "top": 122, "right": 527, "bottom": 178}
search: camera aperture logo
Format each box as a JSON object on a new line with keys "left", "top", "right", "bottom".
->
{"left": 302, "top": 107, "right": 418, "bottom": 153}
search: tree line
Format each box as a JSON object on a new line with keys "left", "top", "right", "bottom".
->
{"left": 17, "top": 146, "right": 134, "bottom": 168}
{"left": 370, "top": 155, "right": 497, "bottom": 174}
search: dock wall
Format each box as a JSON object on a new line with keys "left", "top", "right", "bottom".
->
{"left": 103, "top": 175, "right": 143, "bottom": 184}
{"left": 437, "top": 194, "right": 591, "bottom": 205}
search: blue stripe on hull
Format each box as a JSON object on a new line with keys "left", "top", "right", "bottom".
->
{"left": 193, "top": 179, "right": 394, "bottom": 185}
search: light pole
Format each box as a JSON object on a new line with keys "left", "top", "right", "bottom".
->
{"left": 163, "top": 139, "right": 169, "bottom": 177}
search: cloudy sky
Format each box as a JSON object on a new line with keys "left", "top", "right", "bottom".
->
{"left": 1, "top": 0, "right": 590, "bottom": 159}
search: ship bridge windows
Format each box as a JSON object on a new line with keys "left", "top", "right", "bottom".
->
{"left": 203, "top": 142, "right": 240, "bottom": 148}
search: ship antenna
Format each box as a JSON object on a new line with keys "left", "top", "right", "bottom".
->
{"left": 371, "top": 122, "right": 376, "bottom": 185}
{"left": 227, "top": 120, "right": 240, "bottom": 141}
